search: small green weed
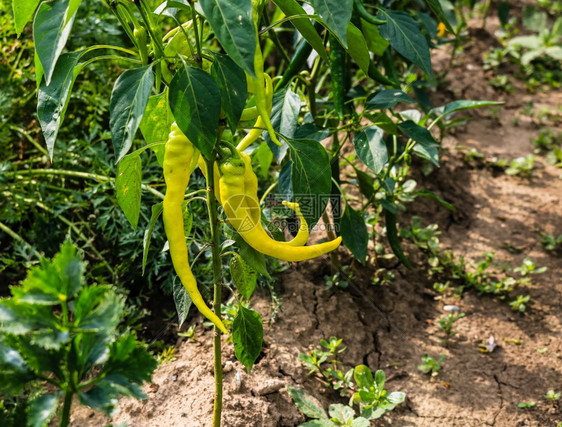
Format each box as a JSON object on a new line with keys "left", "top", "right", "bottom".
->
{"left": 539, "top": 231, "right": 562, "bottom": 251}
{"left": 418, "top": 354, "right": 446, "bottom": 377}
{"left": 545, "top": 390, "right": 561, "bottom": 401}
{"left": 509, "top": 295, "right": 531, "bottom": 312}
{"left": 292, "top": 338, "right": 405, "bottom": 425}
{"left": 436, "top": 311, "right": 466, "bottom": 345}
{"left": 518, "top": 401, "right": 536, "bottom": 409}
{"left": 505, "top": 155, "right": 535, "bottom": 177}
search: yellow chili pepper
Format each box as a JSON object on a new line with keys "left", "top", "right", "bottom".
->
{"left": 163, "top": 123, "right": 228, "bottom": 334}
{"left": 251, "top": 4, "right": 281, "bottom": 147}
{"left": 237, "top": 151, "right": 309, "bottom": 246}
{"left": 237, "top": 74, "right": 274, "bottom": 152}
{"left": 219, "top": 153, "right": 342, "bottom": 261}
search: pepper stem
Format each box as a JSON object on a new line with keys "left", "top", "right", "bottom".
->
{"left": 206, "top": 142, "right": 224, "bottom": 427}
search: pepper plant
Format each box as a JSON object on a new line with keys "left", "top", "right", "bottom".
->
{"left": 11, "top": 0, "right": 489, "bottom": 425}
{"left": 0, "top": 241, "right": 157, "bottom": 427}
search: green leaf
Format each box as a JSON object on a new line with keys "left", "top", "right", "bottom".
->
{"left": 423, "top": 0, "right": 454, "bottom": 33}
{"left": 398, "top": 120, "right": 439, "bottom": 166}
{"left": 416, "top": 189, "right": 455, "bottom": 211}
{"left": 110, "top": 65, "right": 154, "bottom": 162}
{"left": 116, "top": 153, "right": 142, "bottom": 231}
{"left": 301, "top": 421, "right": 335, "bottom": 427}
{"left": 12, "top": 0, "right": 41, "bottom": 36}
{"left": 366, "top": 112, "right": 398, "bottom": 134}
{"left": 78, "top": 382, "right": 119, "bottom": 416}
{"left": 34, "top": 50, "right": 44, "bottom": 89}
{"left": 33, "top": 0, "right": 78, "bottom": 85}
{"left": 77, "top": 291, "right": 124, "bottom": 332}
{"left": 522, "top": 5, "right": 546, "bottom": 32}
{"left": 139, "top": 91, "right": 174, "bottom": 165}
{"left": 310, "top": 0, "right": 353, "bottom": 47}
{"left": 211, "top": 53, "right": 247, "bottom": 133}
{"left": 199, "top": 0, "right": 256, "bottom": 77}
{"left": 377, "top": 8, "right": 432, "bottom": 75}
{"left": 355, "top": 168, "right": 376, "bottom": 201}
{"left": 287, "top": 386, "right": 328, "bottom": 420}
{"left": 353, "top": 126, "right": 388, "bottom": 174}
{"left": 169, "top": 64, "right": 220, "bottom": 159}
{"left": 232, "top": 306, "right": 263, "bottom": 373}
{"left": 433, "top": 100, "right": 504, "bottom": 116}
{"left": 354, "top": 365, "right": 374, "bottom": 389}
{"left": 374, "top": 369, "right": 385, "bottom": 390}
{"left": 360, "top": 18, "right": 389, "bottom": 56}
{"left": 142, "top": 202, "right": 163, "bottom": 275}
{"left": 173, "top": 277, "right": 192, "bottom": 327}
{"left": 367, "top": 89, "right": 414, "bottom": 109}
{"left": 233, "top": 233, "right": 270, "bottom": 277}
{"left": 37, "top": 51, "right": 82, "bottom": 160}
{"left": 266, "top": 88, "right": 301, "bottom": 161}
{"left": 328, "top": 404, "right": 355, "bottom": 424}
{"left": 105, "top": 334, "right": 157, "bottom": 386}
{"left": 271, "top": 0, "right": 328, "bottom": 61}
{"left": 387, "top": 391, "right": 406, "bottom": 405}
{"left": 346, "top": 22, "right": 370, "bottom": 75}
{"left": 254, "top": 141, "right": 273, "bottom": 180}
{"left": 351, "top": 417, "right": 371, "bottom": 427}
{"left": 14, "top": 241, "right": 82, "bottom": 304}
{"left": 287, "top": 138, "right": 332, "bottom": 228}
{"left": 340, "top": 203, "right": 368, "bottom": 263}
{"left": 229, "top": 253, "right": 257, "bottom": 300}
{"left": 384, "top": 209, "right": 411, "bottom": 269}
{"left": 27, "top": 392, "right": 61, "bottom": 427}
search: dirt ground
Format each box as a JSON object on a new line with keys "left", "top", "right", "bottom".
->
{"left": 71, "top": 11, "right": 562, "bottom": 427}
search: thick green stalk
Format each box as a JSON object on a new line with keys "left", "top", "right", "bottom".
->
{"left": 60, "top": 391, "right": 73, "bottom": 427}
{"left": 205, "top": 154, "right": 224, "bottom": 427}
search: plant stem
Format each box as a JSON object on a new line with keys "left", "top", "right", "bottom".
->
{"left": 0, "top": 220, "right": 41, "bottom": 259}
{"left": 12, "top": 168, "right": 165, "bottom": 199}
{"left": 205, "top": 151, "right": 224, "bottom": 427}
{"left": 60, "top": 391, "right": 73, "bottom": 427}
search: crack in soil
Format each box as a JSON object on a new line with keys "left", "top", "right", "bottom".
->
{"left": 278, "top": 367, "right": 299, "bottom": 384}
{"left": 491, "top": 374, "right": 504, "bottom": 426}
{"left": 312, "top": 287, "right": 320, "bottom": 330}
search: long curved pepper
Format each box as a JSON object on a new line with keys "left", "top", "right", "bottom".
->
{"left": 219, "top": 155, "right": 342, "bottom": 262}
{"left": 238, "top": 151, "right": 310, "bottom": 246}
{"left": 163, "top": 123, "right": 228, "bottom": 334}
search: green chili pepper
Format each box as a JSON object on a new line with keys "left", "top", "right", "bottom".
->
{"left": 353, "top": 0, "right": 387, "bottom": 25}
{"left": 133, "top": 26, "right": 149, "bottom": 65}
{"left": 276, "top": 37, "right": 313, "bottom": 90}
{"left": 329, "top": 34, "right": 346, "bottom": 120}
{"left": 368, "top": 62, "right": 399, "bottom": 87}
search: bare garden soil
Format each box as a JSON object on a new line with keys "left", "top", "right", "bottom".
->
{"left": 72, "top": 12, "right": 561, "bottom": 427}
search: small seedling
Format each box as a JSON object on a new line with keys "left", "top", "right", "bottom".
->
{"left": 436, "top": 311, "right": 466, "bottom": 345}
{"left": 373, "top": 268, "right": 396, "bottom": 286}
{"left": 157, "top": 345, "right": 177, "bottom": 364}
{"left": 299, "top": 336, "right": 352, "bottom": 395}
{"left": 539, "top": 231, "right": 562, "bottom": 251}
{"left": 545, "top": 390, "right": 561, "bottom": 401}
{"left": 292, "top": 339, "right": 405, "bottom": 424}
{"left": 177, "top": 324, "right": 198, "bottom": 341}
{"left": 503, "top": 338, "right": 521, "bottom": 345}
{"left": 537, "top": 347, "right": 549, "bottom": 354}
{"left": 510, "top": 295, "right": 530, "bottom": 312}
{"left": 418, "top": 354, "right": 446, "bottom": 377}
{"left": 518, "top": 401, "right": 536, "bottom": 409}
{"left": 513, "top": 258, "right": 547, "bottom": 276}
{"left": 505, "top": 155, "right": 535, "bottom": 177}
